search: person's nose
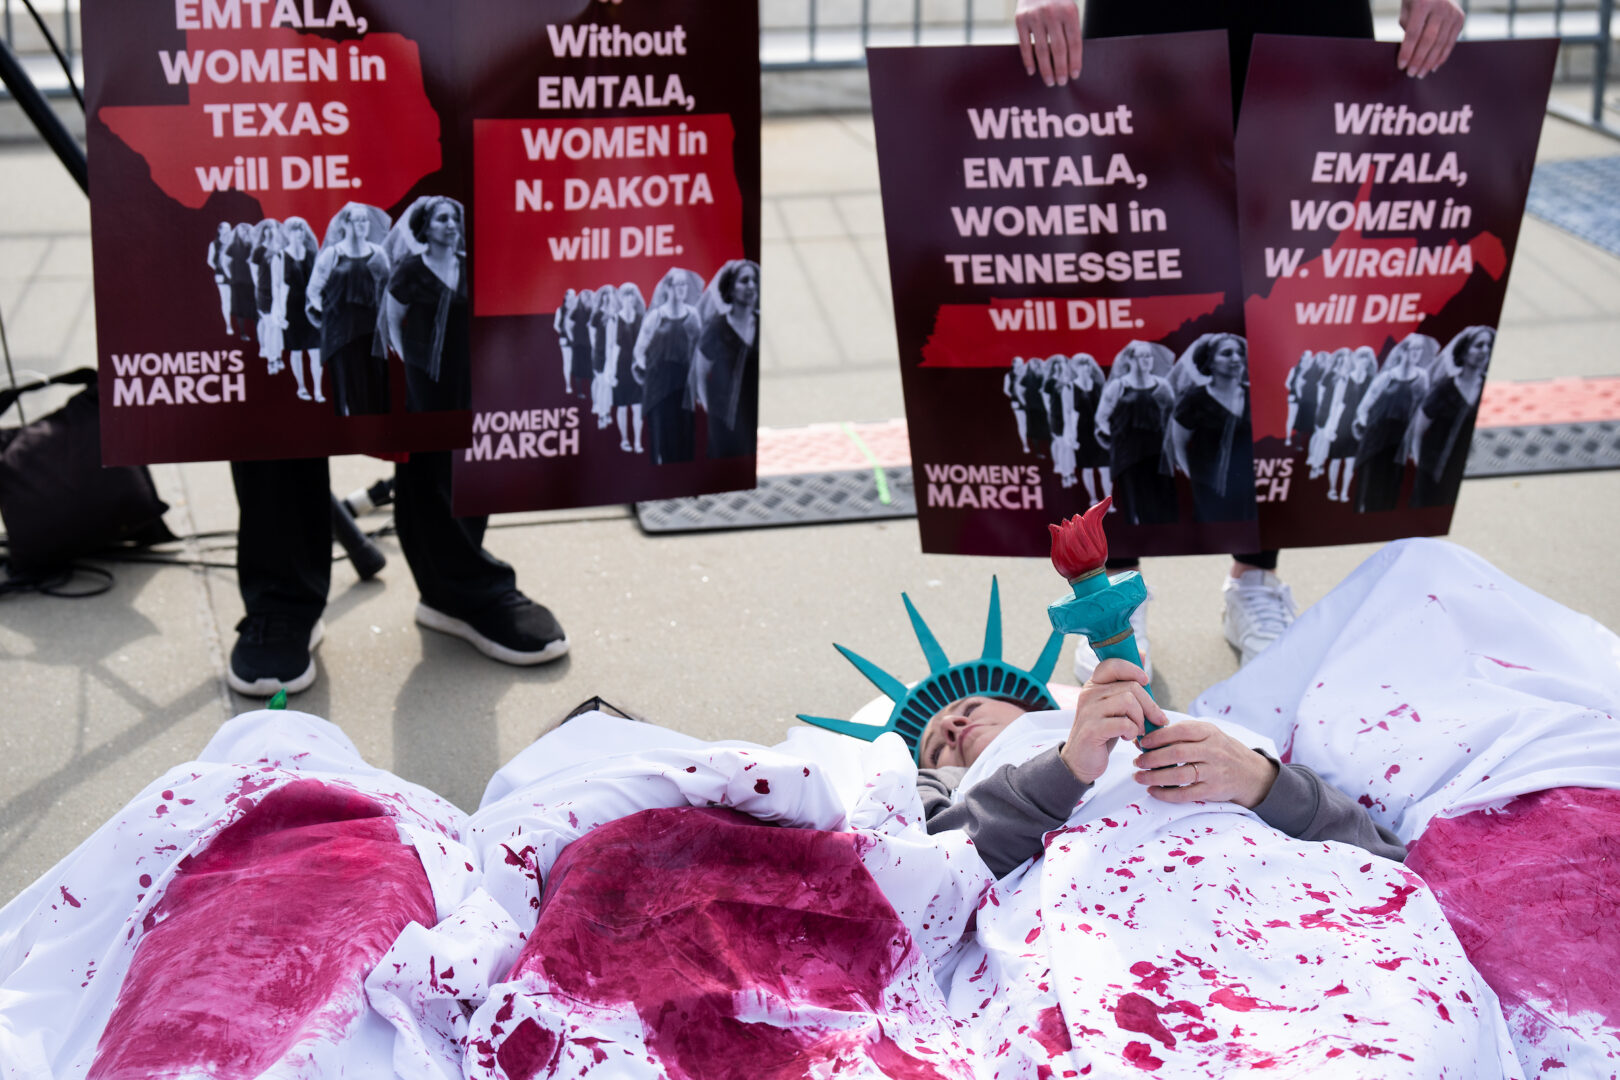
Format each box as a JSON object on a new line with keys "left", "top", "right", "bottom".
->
{"left": 942, "top": 715, "right": 969, "bottom": 745}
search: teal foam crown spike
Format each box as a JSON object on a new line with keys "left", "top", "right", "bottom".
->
{"left": 797, "top": 577, "right": 1064, "bottom": 762}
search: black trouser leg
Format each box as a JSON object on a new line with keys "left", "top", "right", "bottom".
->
{"left": 394, "top": 449, "right": 516, "bottom": 615}
{"left": 1232, "top": 551, "right": 1280, "bottom": 571}
{"left": 232, "top": 457, "right": 331, "bottom": 624}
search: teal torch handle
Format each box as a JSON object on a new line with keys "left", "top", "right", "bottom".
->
{"left": 1048, "top": 569, "right": 1157, "bottom": 734}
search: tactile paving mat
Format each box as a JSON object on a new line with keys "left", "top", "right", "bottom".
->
{"left": 635, "top": 467, "right": 915, "bottom": 533}
{"left": 635, "top": 378, "right": 1620, "bottom": 533}
{"left": 1526, "top": 156, "right": 1620, "bottom": 258}
{"left": 1466, "top": 422, "right": 1620, "bottom": 478}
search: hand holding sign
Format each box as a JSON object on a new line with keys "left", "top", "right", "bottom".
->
{"left": 1014, "top": 0, "right": 1082, "bottom": 87}
{"left": 1398, "top": 0, "right": 1466, "bottom": 78}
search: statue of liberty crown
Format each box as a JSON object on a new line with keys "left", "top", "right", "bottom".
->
{"left": 797, "top": 578, "right": 1064, "bottom": 761}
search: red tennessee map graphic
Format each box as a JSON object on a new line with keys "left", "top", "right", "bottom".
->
{"left": 919, "top": 292, "right": 1227, "bottom": 369}
{"left": 98, "top": 26, "right": 441, "bottom": 225}
{"left": 1246, "top": 181, "right": 1508, "bottom": 440}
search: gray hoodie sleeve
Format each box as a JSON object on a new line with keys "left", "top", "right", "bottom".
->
{"left": 1252, "top": 754, "right": 1408, "bottom": 863}
{"left": 920, "top": 747, "right": 1404, "bottom": 877}
{"left": 920, "top": 746, "right": 1089, "bottom": 878}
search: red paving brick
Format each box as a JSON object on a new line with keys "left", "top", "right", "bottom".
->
{"left": 756, "top": 377, "right": 1620, "bottom": 475}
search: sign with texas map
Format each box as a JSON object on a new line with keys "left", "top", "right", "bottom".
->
{"left": 84, "top": 0, "right": 760, "bottom": 501}
{"left": 869, "top": 33, "right": 1261, "bottom": 559}
{"left": 1238, "top": 36, "right": 1557, "bottom": 548}
{"left": 86, "top": 0, "right": 474, "bottom": 463}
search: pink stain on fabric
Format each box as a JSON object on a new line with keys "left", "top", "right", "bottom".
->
{"left": 502, "top": 806, "right": 946, "bottom": 1080}
{"left": 1114, "top": 994, "right": 1176, "bottom": 1049}
{"left": 1122, "top": 1041, "right": 1164, "bottom": 1070}
{"left": 59, "top": 886, "right": 81, "bottom": 908}
{"left": 1407, "top": 787, "right": 1620, "bottom": 1049}
{"left": 86, "top": 779, "right": 436, "bottom": 1080}
{"left": 1032, "top": 1005, "right": 1072, "bottom": 1057}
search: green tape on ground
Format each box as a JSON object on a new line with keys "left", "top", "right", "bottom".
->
{"left": 841, "top": 423, "right": 892, "bottom": 506}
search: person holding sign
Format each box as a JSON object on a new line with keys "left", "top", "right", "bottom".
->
{"left": 1013, "top": 0, "right": 1468, "bottom": 670}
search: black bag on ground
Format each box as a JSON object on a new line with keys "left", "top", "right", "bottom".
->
{"left": 0, "top": 369, "right": 174, "bottom": 578}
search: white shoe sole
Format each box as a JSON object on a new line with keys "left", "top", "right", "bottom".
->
{"left": 415, "top": 604, "right": 570, "bottom": 666}
{"left": 227, "top": 620, "right": 325, "bottom": 697}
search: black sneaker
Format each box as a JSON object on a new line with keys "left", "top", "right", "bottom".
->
{"left": 228, "top": 614, "right": 324, "bottom": 696}
{"left": 415, "top": 592, "right": 569, "bottom": 665}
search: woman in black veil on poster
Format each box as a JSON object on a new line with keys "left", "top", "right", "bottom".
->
{"left": 227, "top": 223, "right": 257, "bottom": 343}
{"left": 1069, "top": 352, "right": 1110, "bottom": 505}
{"left": 281, "top": 217, "right": 323, "bottom": 404}
{"left": 614, "top": 282, "right": 647, "bottom": 454}
{"left": 569, "top": 289, "right": 595, "bottom": 402}
{"left": 1021, "top": 355, "right": 1052, "bottom": 458}
{"left": 308, "top": 202, "right": 392, "bottom": 417}
{"left": 1410, "top": 326, "right": 1493, "bottom": 509}
{"left": 1170, "top": 333, "right": 1257, "bottom": 523}
{"left": 384, "top": 196, "right": 470, "bottom": 414}
{"left": 694, "top": 260, "right": 761, "bottom": 460}
{"left": 1096, "top": 341, "right": 1177, "bottom": 526}
{"left": 1353, "top": 333, "right": 1435, "bottom": 513}
{"left": 635, "top": 267, "right": 704, "bottom": 465}
{"left": 208, "top": 222, "right": 233, "bottom": 336}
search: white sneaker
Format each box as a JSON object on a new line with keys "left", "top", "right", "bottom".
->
{"left": 1072, "top": 585, "right": 1153, "bottom": 684}
{"left": 1223, "top": 570, "right": 1297, "bottom": 666}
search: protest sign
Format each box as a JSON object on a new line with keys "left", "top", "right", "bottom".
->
{"left": 450, "top": 0, "right": 760, "bottom": 514}
{"left": 868, "top": 33, "right": 1260, "bottom": 559}
{"left": 85, "top": 0, "right": 474, "bottom": 464}
{"left": 1239, "top": 35, "right": 1557, "bottom": 547}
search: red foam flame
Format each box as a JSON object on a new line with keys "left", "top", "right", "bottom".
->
{"left": 1048, "top": 497, "right": 1112, "bottom": 581}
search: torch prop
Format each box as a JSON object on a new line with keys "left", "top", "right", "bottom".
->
{"left": 1046, "top": 497, "right": 1157, "bottom": 731}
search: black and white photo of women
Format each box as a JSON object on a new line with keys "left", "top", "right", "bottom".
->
{"left": 1283, "top": 350, "right": 1315, "bottom": 449}
{"left": 613, "top": 282, "right": 647, "bottom": 454}
{"left": 1096, "top": 341, "right": 1177, "bottom": 526}
{"left": 1020, "top": 353, "right": 1052, "bottom": 458}
{"left": 1067, "top": 352, "right": 1110, "bottom": 505}
{"left": 1313, "top": 346, "right": 1377, "bottom": 503}
{"left": 279, "top": 217, "right": 323, "bottom": 403}
{"left": 1291, "top": 350, "right": 1331, "bottom": 454}
{"left": 1168, "top": 333, "right": 1257, "bottom": 524}
{"left": 1006, "top": 357, "right": 1030, "bottom": 454}
{"left": 555, "top": 289, "right": 578, "bottom": 396}
{"left": 1353, "top": 333, "right": 1436, "bottom": 513}
{"left": 1047, "top": 354, "right": 1077, "bottom": 488}
{"left": 383, "top": 196, "right": 470, "bottom": 414}
{"left": 569, "top": 288, "right": 596, "bottom": 401}
{"left": 207, "top": 222, "right": 233, "bottom": 335}
{"left": 227, "top": 222, "right": 257, "bottom": 342}
{"left": 693, "top": 259, "right": 761, "bottom": 460}
{"left": 250, "top": 220, "right": 286, "bottom": 376}
{"left": 1409, "top": 325, "right": 1494, "bottom": 509}
{"left": 307, "top": 202, "right": 392, "bottom": 418}
{"left": 1306, "top": 348, "right": 1351, "bottom": 480}
{"left": 634, "top": 267, "right": 705, "bottom": 465}
{"left": 589, "top": 284, "right": 618, "bottom": 430}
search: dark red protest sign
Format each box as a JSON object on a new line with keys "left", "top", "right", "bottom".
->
{"left": 450, "top": 0, "right": 760, "bottom": 514}
{"left": 85, "top": 0, "right": 474, "bottom": 464}
{"left": 868, "top": 34, "right": 1261, "bottom": 559}
{"left": 1239, "top": 36, "right": 1556, "bottom": 547}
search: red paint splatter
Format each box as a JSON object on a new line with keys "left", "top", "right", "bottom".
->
{"left": 1484, "top": 656, "right": 1532, "bottom": 671}
{"left": 502, "top": 806, "right": 945, "bottom": 1080}
{"left": 1541, "top": 1057, "right": 1567, "bottom": 1070}
{"left": 138, "top": 874, "right": 152, "bottom": 889}
{"left": 161, "top": 790, "right": 174, "bottom": 801}
{"left": 1383, "top": 765, "right": 1401, "bottom": 781}
{"left": 1324, "top": 983, "right": 1349, "bottom": 997}
{"left": 1114, "top": 993, "right": 1176, "bottom": 1049}
{"left": 1408, "top": 787, "right": 1620, "bottom": 1057}
{"left": 1122, "top": 1041, "right": 1163, "bottom": 1071}
{"left": 1209, "top": 987, "right": 1287, "bottom": 1013}
{"left": 1131, "top": 961, "right": 1172, "bottom": 996}
{"left": 1425, "top": 594, "right": 1446, "bottom": 611}
{"left": 753, "top": 779, "right": 771, "bottom": 794}
{"left": 1349, "top": 1044, "right": 1390, "bottom": 1058}
{"left": 1373, "top": 957, "right": 1408, "bottom": 971}
{"left": 59, "top": 886, "right": 81, "bottom": 908}
{"left": 1350, "top": 884, "right": 1416, "bottom": 919}
{"left": 1032, "top": 1005, "right": 1072, "bottom": 1056}
{"left": 1025, "top": 926, "right": 1042, "bottom": 944}
{"left": 685, "top": 766, "right": 698, "bottom": 773}
{"left": 88, "top": 780, "right": 435, "bottom": 1080}
{"left": 497, "top": 1018, "right": 560, "bottom": 1080}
